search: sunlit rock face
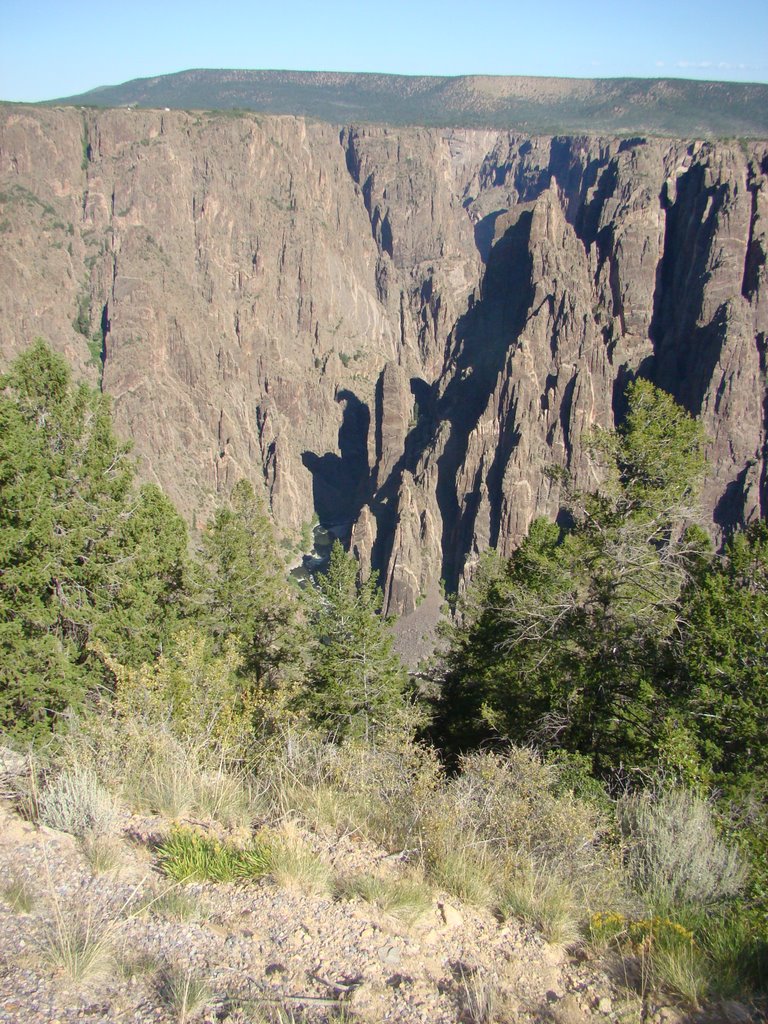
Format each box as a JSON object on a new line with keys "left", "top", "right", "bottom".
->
{"left": 2, "top": 108, "right": 766, "bottom": 617}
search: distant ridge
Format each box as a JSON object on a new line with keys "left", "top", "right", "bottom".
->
{"left": 48, "top": 68, "right": 768, "bottom": 138}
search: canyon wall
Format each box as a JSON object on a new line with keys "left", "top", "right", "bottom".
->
{"left": 1, "top": 108, "right": 766, "bottom": 618}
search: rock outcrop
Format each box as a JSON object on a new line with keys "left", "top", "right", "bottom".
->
{"left": 1, "top": 107, "right": 766, "bottom": 620}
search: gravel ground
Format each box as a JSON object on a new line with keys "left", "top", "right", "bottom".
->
{"left": 0, "top": 793, "right": 743, "bottom": 1024}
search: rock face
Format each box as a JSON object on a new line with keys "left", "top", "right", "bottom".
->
{"left": 1, "top": 108, "right": 767, "bottom": 618}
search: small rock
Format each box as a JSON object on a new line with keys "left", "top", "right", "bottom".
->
{"left": 378, "top": 944, "right": 400, "bottom": 964}
{"left": 439, "top": 901, "right": 463, "bottom": 928}
{"left": 598, "top": 996, "right": 612, "bottom": 1014}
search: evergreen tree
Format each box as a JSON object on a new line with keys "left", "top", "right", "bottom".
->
{"left": 305, "top": 541, "right": 407, "bottom": 741}
{"left": 195, "top": 479, "right": 305, "bottom": 695}
{"left": 0, "top": 340, "right": 189, "bottom": 737}
{"left": 95, "top": 483, "right": 190, "bottom": 667}
{"left": 435, "top": 380, "right": 708, "bottom": 775}
{"left": 681, "top": 519, "right": 768, "bottom": 789}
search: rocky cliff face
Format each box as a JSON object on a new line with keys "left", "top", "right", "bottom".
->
{"left": 2, "top": 108, "right": 766, "bottom": 620}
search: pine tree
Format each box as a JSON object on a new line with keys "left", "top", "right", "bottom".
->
{"left": 681, "top": 519, "right": 768, "bottom": 789}
{"left": 305, "top": 541, "right": 407, "bottom": 741}
{"left": 0, "top": 340, "right": 189, "bottom": 737}
{"left": 435, "top": 380, "right": 708, "bottom": 774}
{"left": 195, "top": 479, "right": 305, "bottom": 695}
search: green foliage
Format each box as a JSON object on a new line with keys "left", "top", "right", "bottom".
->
{"left": 195, "top": 479, "right": 306, "bottom": 711}
{"left": 680, "top": 519, "right": 768, "bottom": 788}
{"left": 72, "top": 289, "right": 90, "bottom": 337}
{"left": 435, "top": 380, "right": 708, "bottom": 774}
{"left": 103, "top": 627, "right": 249, "bottom": 751}
{"left": 0, "top": 341, "right": 189, "bottom": 738}
{"left": 157, "top": 826, "right": 271, "bottom": 883}
{"left": 304, "top": 541, "right": 408, "bottom": 741}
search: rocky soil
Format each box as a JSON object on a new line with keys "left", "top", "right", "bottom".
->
{"left": 0, "top": 792, "right": 663, "bottom": 1024}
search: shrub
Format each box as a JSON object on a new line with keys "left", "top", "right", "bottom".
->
{"left": 38, "top": 766, "right": 117, "bottom": 838}
{"left": 55, "top": 713, "right": 259, "bottom": 826}
{"left": 254, "top": 727, "right": 441, "bottom": 851}
{"left": 617, "top": 788, "right": 745, "bottom": 910}
{"left": 422, "top": 749, "right": 622, "bottom": 916}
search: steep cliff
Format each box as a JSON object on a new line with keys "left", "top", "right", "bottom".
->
{"left": 1, "top": 108, "right": 766, "bottom": 621}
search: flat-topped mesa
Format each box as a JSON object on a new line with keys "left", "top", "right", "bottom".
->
{"left": 49, "top": 69, "right": 768, "bottom": 138}
{"left": 1, "top": 107, "right": 766, "bottom": 622}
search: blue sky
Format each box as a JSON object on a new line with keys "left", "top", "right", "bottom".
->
{"left": 2, "top": 0, "right": 767, "bottom": 102}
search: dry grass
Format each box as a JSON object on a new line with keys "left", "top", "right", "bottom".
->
{"left": 458, "top": 966, "right": 499, "bottom": 1024}
{"left": 80, "top": 834, "right": 123, "bottom": 875}
{"left": 334, "top": 870, "right": 433, "bottom": 924}
{"left": 40, "top": 903, "right": 114, "bottom": 984}
{"left": 1, "top": 873, "right": 35, "bottom": 913}
{"left": 426, "top": 842, "right": 498, "bottom": 908}
{"left": 266, "top": 823, "right": 332, "bottom": 896}
{"left": 496, "top": 856, "right": 580, "bottom": 945}
{"left": 135, "top": 885, "right": 208, "bottom": 923}
{"left": 154, "top": 963, "right": 211, "bottom": 1023}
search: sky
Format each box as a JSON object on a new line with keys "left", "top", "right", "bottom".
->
{"left": 2, "top": 0, "right": 767, "bottom": 102}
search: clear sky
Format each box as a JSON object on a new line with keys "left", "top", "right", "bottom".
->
{"left": 2, "top": 0, "right": 767, "bottom": 102}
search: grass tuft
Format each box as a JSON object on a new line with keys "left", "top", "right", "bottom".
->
{"left": 155, "top": 964, "right": 210, "bottom": 1023}
{"left": 496, "top": 857, "right": 580, "bottom": 945}
{"left": 1, "top": 873, "right": 36, "bottom": 913}
{"left": 335, "top": 870, "right": 433, "bottom": 924}
{"left": 458, "top": 966, "right": 499, "bottom": 1024}
{"left": 426, "top": 844, "right": 497, "bottom": 908}
{"left": 157, "top": 826, "right": 271, "bottom": 883}
{"left": 80, "top": 834, "right": 122, "bottom": 875}
{"left": 40, "top": 905, "right": 113, "bottom": 983}
{"left": 136, "top": 885, "right": 208, "bottom": 923}
{"left": 266, "top": 824, "right": 332, "bottom": 895}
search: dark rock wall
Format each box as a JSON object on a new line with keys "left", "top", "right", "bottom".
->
{"left": 1, "top": 109, "right": 766, "bottom": 615}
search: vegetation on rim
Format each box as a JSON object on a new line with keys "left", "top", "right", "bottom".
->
{"left": 1, "top": 339, "right": 767, "bottom": 1014}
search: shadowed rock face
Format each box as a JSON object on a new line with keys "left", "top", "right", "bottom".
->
{"left": 1, "top": 108, "right": 767, "bottom": 618}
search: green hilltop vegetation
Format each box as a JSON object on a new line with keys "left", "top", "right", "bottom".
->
{"left": 2, "top": 339, "right": 768, "bottom": 1010}
{"left": 47, "top": 68, "right": 768, "bottom": 138}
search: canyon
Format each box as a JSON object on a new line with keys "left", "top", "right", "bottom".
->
{"left": 1, "top": 105, "right": 767, "bottom": 622}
